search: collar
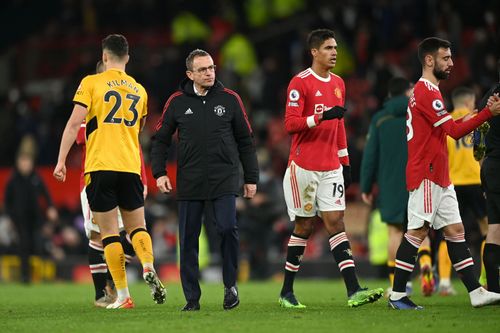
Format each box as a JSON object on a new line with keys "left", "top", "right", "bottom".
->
{"left": 193, "top": 83, "right": 208, "bottom": 96}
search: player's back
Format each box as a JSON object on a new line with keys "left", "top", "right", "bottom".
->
{"left": 74, "top": 69, "right": 148, "bottom": 175}
{"left": 406, "top": 78, "right": 451, "bottom": 190}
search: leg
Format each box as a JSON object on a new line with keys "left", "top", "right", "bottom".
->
{"left": 88, "top": 231, "right": 115, "bottom": 306}
{"left": 211, "top": 195, "right": 240, "bottom": 310}
{"left": 387, "top": 224, "right": 403, "bottom": 288}
{"left": 279, "top": 215, "right": 316, "bottom": 308}
{"left": 178, "top": 200, "right": 204, "bottom": 303}
{"left": 418, "top": 236, "right": 434, "bottom": 296}
{"left": 484, "top": 224, "right": 500, "bottom": 292}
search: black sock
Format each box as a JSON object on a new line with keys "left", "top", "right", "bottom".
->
{"left": 446, "top": 233, "right": 481, "bottom": 292}
{"left": 393, "top": 233, "right": 421, "bottom": 293}
{"left": 280, "top": 233, "right": 307, "bottom": 296}
{"left": 329, "top": 232, "right": 360, "bottom": 296}
{"left": 483, "top": 243, "right": 500, "bottom": 292}
{"left": 88, "top": 244, "right": 107, "bottom": 300}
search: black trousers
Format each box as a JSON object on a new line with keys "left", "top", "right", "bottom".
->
{"left": 178, "top": 195, "right": 239, "bottom": 302}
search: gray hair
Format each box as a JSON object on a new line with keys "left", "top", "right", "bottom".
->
{"left": 186, "top": 49, "right": 210, "bottom": 71}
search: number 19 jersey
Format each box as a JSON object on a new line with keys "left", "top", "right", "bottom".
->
{"left": 73, "top": 69, "right": 148, "bottom": 175}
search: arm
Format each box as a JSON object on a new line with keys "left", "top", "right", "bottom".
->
{"left": 139, "top": 146, "right": 148, "bottom": 198}
{"left": 37, "top": 174, "right": 58, "bottom": 221}
{"left": 360, "top": 119, "right": 379, "bottom": 201}
{"left": 151, "top": 94, "right": 179, "bottom": 193}
{"left": 284, "top": 78, "right": 320, "bottom": 134}
{"left": 441, "top": 107, "right": 493, "bottom": 140}
{"left": 229, "top": 90, "right": 259, "bottom": 198}
{"left": 53, "top": 104, "right": 88, "bottom": 182}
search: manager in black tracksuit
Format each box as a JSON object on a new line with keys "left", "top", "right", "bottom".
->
{"left": 151, "top": 49, "right": 259, "bottom": 311}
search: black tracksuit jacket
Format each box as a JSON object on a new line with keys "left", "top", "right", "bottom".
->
{"left": 151, "top": 79, "right": 259, "bottom": 200}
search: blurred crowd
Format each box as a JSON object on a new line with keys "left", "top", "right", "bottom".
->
{"left": 0, "top": 0, "right": 498, "bottom": 279}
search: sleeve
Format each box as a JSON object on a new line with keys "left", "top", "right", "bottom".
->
{"left": 75, "top": 123, "right": 86, "bottom": 145}
{"left": 73, "top": 76, "right": 92, "bottom": 108}
{"left": 419, "top": 92, "right": 453, "bottom": 128}
{"left": 337, "top": 118, "right": 349, "bottom": 165}
{"left": 4, "top": 178, "right": 14, "bottom": 216}
{"left": 139, "top": 146, "right": 147, "bottom": 185}
{"left": 360, "top": 119, "right": 379, "bottom": 193}
{"left": 37, "top": 174, "right": 54, "bottom": 208}
{"left": 284, "top": 77, "right": 321, "bottom": 133}
{"left": 230, "top": 91, "right": 259, "bottom": 184}
{"left": 440, "top": 107, "right": 493, "bottom": 140}
{"left": 150, "top": 94, "right": 179, "bottom": 179}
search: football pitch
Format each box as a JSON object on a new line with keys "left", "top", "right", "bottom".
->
{"left": 1, "top": 279, "right": 498, "bottom": 333}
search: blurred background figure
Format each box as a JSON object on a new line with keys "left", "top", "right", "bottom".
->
{"left": 4, "top": 137, "right": 58, "bottom": 283}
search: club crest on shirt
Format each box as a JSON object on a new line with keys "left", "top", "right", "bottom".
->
{"left": 304, "top": 203, "right": 313, "bottom": 212}
{"left": 214, "top": 105, "right": 226, "bottom": 117}
{"left": 334, "top": 87, "right": 342, "bottom": 99}
{"left": 432, "top": 99, "right": 444, "bottom": 111}
{"left": 289, "top": 89, "right": 300, "bottom": 101}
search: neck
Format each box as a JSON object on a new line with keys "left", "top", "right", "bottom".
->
{"left": 194, "top": 83, "right": 209, "bottom": 96}
{"left": 106, "top": 62, "right": 126, "bottom": 71}
{"left": 311, "top": 63, "right": 331, "bottom": 78}
{"left": 422, "top": 70, "right": 439, "bottom": 86}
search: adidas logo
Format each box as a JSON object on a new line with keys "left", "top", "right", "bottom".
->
{"left": 315, "top": 90, "right": 322, "bottom": 97}
{"left": 185, "top": 108, "right": 193, "bottom": 115}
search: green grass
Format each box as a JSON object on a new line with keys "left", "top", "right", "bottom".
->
{"left": 0, "top": 279, "right": 498, "bottom": 333}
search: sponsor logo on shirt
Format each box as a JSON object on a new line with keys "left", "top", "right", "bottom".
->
{"left": 315, "top": 90, "right": 322, "bottom": 97}
{"left": 288, "top": 102, "right": 299, "bottom": 107}
{"left": 314, "top": 104, "right": 324, "bottom": 114}
{"left": 432, "top": 99, "right": 444, "bottom": 111}
{"left": 185, "top": 108, "right": 193, "bottom": 115}
{"left": 289, "top": 89, "right": 300, "bottom": 101}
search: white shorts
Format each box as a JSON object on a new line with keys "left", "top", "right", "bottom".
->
{"left": 81, "top": 188, "right": 124, "bottom": 239}
{"left": 283, "top": 161, "right": 345, "bottom": 221}
{"left": 407, "top": 179, "right": 462, "bottom": 230}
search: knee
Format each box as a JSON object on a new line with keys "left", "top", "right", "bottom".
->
{"left": 293, "top": 218, "right": 315, "bottom": 238}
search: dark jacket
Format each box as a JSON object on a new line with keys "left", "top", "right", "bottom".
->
{"left": 5, "top": 169, "right": 53, "bottom": 226}
{"left": 481, "top": 83, "right": 500, "bottom": 159}
{"left": 360, "top": 95, "right": 408, "bottom": 224}
{"left": 151, "top": 79, "right": 259, "bottom": 200}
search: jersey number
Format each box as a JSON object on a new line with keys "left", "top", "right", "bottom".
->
{"left": 103, "top": 90, "right": 140, "bottom": 127}
{"left": 406, "top": 107, "right": 413, "bottom": 141}
{"left": 332, "top": 183, "right": 344, "bottom": 198}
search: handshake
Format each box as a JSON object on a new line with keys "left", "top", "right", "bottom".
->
{"left": 321, "top": 106, "right": 347, "bottom": 121}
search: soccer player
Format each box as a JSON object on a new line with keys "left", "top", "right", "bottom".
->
{"left": 360, "top": 77, "right": 412, "bottom": 295}
{"left": 53, "top": 34, "right": 165, "bottom": 309}
{"left": 441, "top": 86, "right": 489, "bottom": 295}
{"left": 479, "top": 59, "right": 500, "bottom": 294}
{"left": 388, "top": 37, "right": 500, "bottom": 309}
{"left": 279, "top": 29, "right": 383, "bottom": 309}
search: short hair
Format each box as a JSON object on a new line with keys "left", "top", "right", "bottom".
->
{"left": 417, "top": 37, "right": 451, "bottom": 65}
{"left": 102, "top": 34, "right": 129, "bottom": 59}
{"left": 451, "top": 86, "right": 475, "bottom": 105}
{"left": 186, "top": 49, "right": 210, "bottom": 71}
{"left": 307, "top": 29, "right": 336, "bottom": 50}
{"left": 388, "top": 77, "right": 411, "bottom": 97}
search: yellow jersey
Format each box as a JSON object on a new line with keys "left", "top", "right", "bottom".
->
{"left": 73, "top": 69, "right": 147, "bottom": 175}
{"left": 446, "top": 107, "right": 480, "bottom": 185}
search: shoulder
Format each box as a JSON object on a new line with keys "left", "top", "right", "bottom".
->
{"left": 330, "top": 72, "right": 345, "bottom": 85}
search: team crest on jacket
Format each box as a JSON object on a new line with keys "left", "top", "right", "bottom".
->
{"left": 214, "top": 105, "right": 226, "bottom": 116}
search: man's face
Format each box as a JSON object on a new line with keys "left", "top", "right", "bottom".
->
{"left": 187, "top": 55, "right": 216, "bottom": 88}
{"left": 312, "top": 38, "right": 338, "bottom": 69}
{"left": 432, "top": 47, "right": 453, "bottom": 80}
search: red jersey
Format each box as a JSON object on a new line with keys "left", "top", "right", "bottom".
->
{"left": 284, "top": 68, "right": 349, "bottom": 171}
{"left": 76, "top": 123, "right": 147, "bottom": 192}
{"left": 406, "top": 78, "right": 453, "bottom": 190}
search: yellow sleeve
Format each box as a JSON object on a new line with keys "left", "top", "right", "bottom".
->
{"left": 73, "top": 76, "right": 92, "bottom": 108}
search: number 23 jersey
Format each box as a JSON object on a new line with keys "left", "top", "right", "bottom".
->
{"left": 73, "top": 69, "right": 148, "bottom": 175}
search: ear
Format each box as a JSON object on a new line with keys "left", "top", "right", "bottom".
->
{"left": 425, "top": 54, "right": 434, "bottom": 67}
{"left": 124, "top": 54, "right": 130, "bottom": 65}
{"left": 102, "top": 51, "right": 108, "bottom": 64}
{"left": 186, "top": 70, "right": 194, "bottom": 81}
{"left": 311, "top": 48, "right": 318, "bottom": 58}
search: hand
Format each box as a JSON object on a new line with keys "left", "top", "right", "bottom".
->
{"left": 156, "top": 175, "right": 173, "bottom": 194}
{"left": 342, "top": 165, "right": 351, "bottom": 190}
{"left": 487, "top": 94, "right": 500, "bottom": 116}
{"left": 53, "top": 162, "right": 67, "bottom": 182}
{"left": 361, "top": 193, "right": 373, "bottom": 205}
{"left": 46, "top": 206, "right": 58, "bottom": 222}
{"left": 322, "top": 106, "right": 346, "bottom": 121}
{"left": 486, "top": 93, "right": 499, "bottom": 108}
{"left": 243, "top": 183, "right": 257, "bottom": 199}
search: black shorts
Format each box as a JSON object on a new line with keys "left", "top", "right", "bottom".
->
{"left": 85, "top": 171, "right": 144, "bottom": 212}
{"left": 480, "top": 157, "right": 500, "bottom": 225}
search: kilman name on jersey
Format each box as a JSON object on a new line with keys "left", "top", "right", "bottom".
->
{"left": 214, "top": 105, "right": 226, "bottom": 116}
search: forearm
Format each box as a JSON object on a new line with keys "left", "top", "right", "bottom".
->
{"left": 443, "top": 108, "right": 492, "bottom": 140}
{"left": 284, "top": 114, "right": 321, "bottom": 133}
{"left": 57, "top": 122, "right": 80, "bottom": 163}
